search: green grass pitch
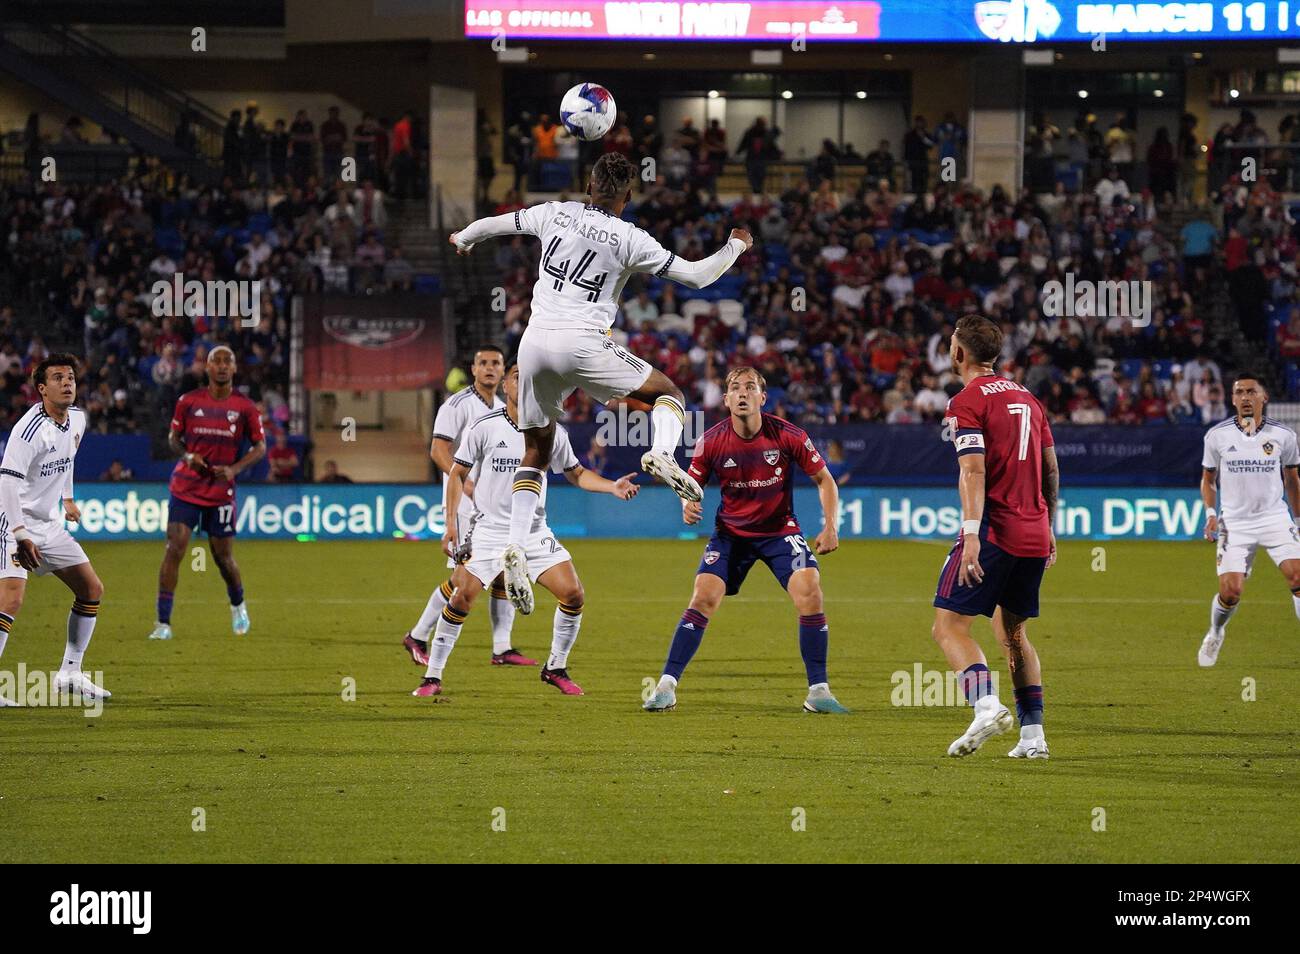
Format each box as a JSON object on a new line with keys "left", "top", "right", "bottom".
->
{"left": 0, "top": 537, "right": 1295, "bottom": 863}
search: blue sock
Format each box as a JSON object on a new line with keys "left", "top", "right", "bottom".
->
{"left": 1014, "top": 684, "right": 1044, "bottom": 726}
{"left": 663, "top": 608, "right": 708, "bottom": 681}
{"left": 227, "top": 584, "right": 244, "bottom": 607}
{"left": 958, "top": 663, "right": 994, "bottom": 705}
{"left": 157, "top": 589, "right": 174, "bottom": 625}
{"left": 798, "top": 613, "right": 829, "bottom": 686}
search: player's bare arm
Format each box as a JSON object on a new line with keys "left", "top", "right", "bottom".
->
{"left": 1042, "top": 445, "right": 1059, "bottom": 568}
{"left": 957, "top": 452, "right": 986, "bottom": 587}
{"left": 682, "top": 499, "right": 703, "bottom": 525}
{"left": 63, "top": 497, "right": 81, "bottom": 523}
{"left": 430, "top": 436, "right": 455, "bottom": 474}
{"left": 442, "top": 461, "right": 471, "bottom": 556}
{"left": 564, "top": 465, "right": 639, "bottom": 500}
{"left": 170, "top": 428, "right": 208, "bottom": 472}
{"left": 212, "top": 439, "right": 267, "bottom": 483}
{"left": 809, "top": 466, "right": 840, "bottom": 555}
{"left": 1284, "top": 465, "right": 1300, "bottom": 524}
{"left": 1201, "top": 467, "right": 1219, "bottom": 540}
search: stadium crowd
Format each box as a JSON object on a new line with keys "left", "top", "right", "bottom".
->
{"left": 490, "top": 167, "right": 1248, "bottom": 428}
{"left": 0, "top": 119, "right": 419, "bottom": 474}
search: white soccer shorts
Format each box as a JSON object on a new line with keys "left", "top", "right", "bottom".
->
{"left": 1215, "top": 516, "right": 1300, "bottom": 576}
{"left": 0, "top": 523, "right": 90, "bottom": 579}
{"left": 516, "top": 327, "right": 651, "bottom": 429}
{"left": 461, "top": 525, "right": 572, "bottom": 590}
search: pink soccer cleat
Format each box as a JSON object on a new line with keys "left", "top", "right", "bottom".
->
{"left": 492, "top": 648, "right": 538, "bottom": 666}
{"left": 403, "top": 632, "right": 430, "bottom": 666}
{"left": 411, "top": 677, "right": 442, "bottom": 697}
{"left": 541, "top": 667, "right": 584, "bottom": 696}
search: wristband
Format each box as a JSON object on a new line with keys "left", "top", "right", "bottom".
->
{"left": 13, "top": 527, "right": 30, "bottom": 542}
{"left": 1205, "top": 508, "right": 1216, "bottom": 518}
{"left": 961, "top": 519, "right": 980, "bottom": 536}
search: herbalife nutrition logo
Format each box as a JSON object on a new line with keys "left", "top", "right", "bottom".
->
{"left": 1042, "top": 274, "right": 1151, "bottom": 328}
{"left": 151, "top": 271, "right": 261, "bottom": 327}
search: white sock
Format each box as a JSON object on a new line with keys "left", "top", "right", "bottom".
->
{"left": 657, "top": 673, "right": 678, "bottom": 691}
{"left": 424, "top": 603, "right": 467, "bottom": 679}
{"left": 974, "top": 693, "right": 1002, "bottom": 714}
{"left": 807, "top": 681, "right": 830, "bottom": 695}
{"left": 1210, "top": 595, "right": 1237, "bottom": 632}
{"left": 1293, "top": 593, "right": 1300, "bottom": 622}
{"left": 1020, "top": 723, "right": 1045, "bottom": 741}
{"left": 649, "top": 396, "right": 686, "bottom": 456}
{"left": 0, "top": 612, "right": 12, "bottom": 660}
{"left": 489, "top": 585, "right": 516, "bottom": 654}
{"left": 547, "top": 601, "right": 582, "bottom": 670}
{"left": 508, "top": 468, "right": 544, "bottom": 546}
{"left": 62, "top": 600, "right": 100, "bottom": 673}
{"left": 412, "top": 579, "right": 453, "bottom": 641}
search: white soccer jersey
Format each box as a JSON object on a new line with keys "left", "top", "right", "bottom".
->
{"left": 433, "top": 385, "right": 504, "bottom": 501}
{"left": 1202, "top": 417, "right": 1300, "bottom": 526}
{"left": 0, "top": 404, "right": 85, "bottom": 529}
{"left": 453, "top": 409, "right": 579, "bottom": 534}
{"left": 508, "top": 201, "right": 675, "bottom": 332}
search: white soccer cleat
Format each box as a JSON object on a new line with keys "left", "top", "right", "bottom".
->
{"left": 231, "top": 603, "right": 250, "bottom": 636}
{"left": 502, "top": 543, "right": 534, "bottom": 615}
{"left": 1008, "top": 736, "right": 1050, "bottom": 760}
{"left": 1198, "top": 629, "right": 1225, "bottom": 668}
{"left": 54, "top": 670, "right": 111, "bottom": 700}
{"left": 147, "top": 622, "right": 173, "bottom": 641}
{"left": 947, "top": 703, "right": 1013, "bottom": 757}
{"left": 640, "top": 450, "right": 702, "bottom": 503}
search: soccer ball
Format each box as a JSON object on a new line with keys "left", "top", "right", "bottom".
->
{"left": 560, "top": 83, "right": 616, "bottom": 141}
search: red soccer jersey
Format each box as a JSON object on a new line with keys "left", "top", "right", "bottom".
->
{"left": 168, "top": 388, "right": 265, "bottom": 507}
{"left": 687, "top": 414, "right": 827, "bottom": 538}
{"left": 946, "top": 373, "right": 1054, "bottom": 557}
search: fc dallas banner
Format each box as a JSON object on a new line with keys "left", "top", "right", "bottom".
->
{"left": 303, "top": 295, "right": 448, "bottom": 391}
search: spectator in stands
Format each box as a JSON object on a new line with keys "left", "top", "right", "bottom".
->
{"left": 530, "top": 113, "right": 560, "bottom": 191}
{"left": 223, "top": 109, "right": 244, "bottom": 180}
{"left": 354, "top": 112, "right": 379, "bottom": 183}
{"left": 1147, "top": 127, "right": 1177, "bottom": 207}
{"left": 384, "top": 246, "right": 414, "bottom": 291}
{"left": 99, "top": 460, "right": 134, "bottom": 481}
{"left": 934, "top": 112, "right": 967, "bottom": 183}
{"left": 623, "top": 289, "right": 659, "bottom": 328}
{"left": 737, "top": 117, "right": 780, "bottom": 195}
{"left": 903, "top": 116, "right": 935, "bottom": 194}
{"left": 269, "top": 118, "right": 289, "bottom": 182}
{"left": 810, "top": 139, "right": 839, "bottom": 188}
{"left": 1094, "top": 165, "right": 1131, "bottom": 209}
{"left": 702, "top": 119, "right": 727, "bottom": 194}
{"left": 106, "top": 388, "right": 136, "bottom": 433}
{"left": 585, "top": 434, "right": 609, "bottom": 476}
{"left": 636, "top": 115, "right": 663, "bottom": 173}
{"left": 289, "top": 109, "right": 315, "bottom": 185}
{"left": 353, "top": 231, "right": 386, "bottom": 291}
{"left": 505, "top": 111, "right": 533, "bottom": 193}
{"left": 243, "top": 102, "right": 269, "bottom": 185}
{"left": 318, "top": 459, "right": 352, "bottom": 483}
{"left": 1193, "top": 369, "right": 1226, "bottom": 423}
{"left": 61, "top": 116, "right": 88, "bottom": 145}
{"left": 864, "top": 139, "right": 893, "bottom": 189}
{"left": 267, "top": 433, "right": 300, "bottom": 481}
{"left": 320, "top": 106, "right": 348, "bottom": 182}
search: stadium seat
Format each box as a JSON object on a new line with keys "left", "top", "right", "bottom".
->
{"left": 716, "top": 299, "right": 745, "bottom": 329}
{"left": 1121, "top": 358, "right": 1146, "bottom": 380}
{"left": 413, "top": 274, "right": 442, "bottom": 295}
{"left": 681, "top": 300, "right": 714, "bottom": 325}
{"left": 1153, "top": 359, "right": 1175, "bottom": 380}
{"left": 656, "top": 312, "right": 693, "bottom": 334}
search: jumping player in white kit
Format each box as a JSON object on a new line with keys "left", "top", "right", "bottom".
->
{"left": 1199, "top": 373, "right": 1300, "bottom": 666}
{"left": 450, "top": 152, "right": 753, "bottom": 615}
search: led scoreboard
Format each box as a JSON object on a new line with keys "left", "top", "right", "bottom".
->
{"left": 464, "top": 1, "right": 1300, "bottom": 42}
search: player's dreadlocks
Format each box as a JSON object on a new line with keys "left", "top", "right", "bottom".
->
{"left": 590, "top": 152, "right": 637, "bottom": 203}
